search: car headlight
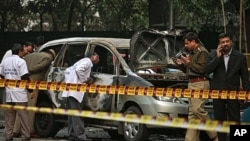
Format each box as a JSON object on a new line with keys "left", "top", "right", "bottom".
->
{"left": 154, "top": 96, "right": 182, "bottom": 103}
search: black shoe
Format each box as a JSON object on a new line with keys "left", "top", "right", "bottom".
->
{"left": 13, "top": 132, "right": 21, "bottom": 138}
{"left": 6, "top": 138, "right": 13, "bottom": 141}
{"left": 22, "top": 138, "right": 31, "bottom": 141}
{"left": 75, "top": 139, "right": 93, "bottom": 141}
{"left": 82, "top": 139, "right": 93, "bottom": 141}
{"left": 30, "top": 132, "right": 40, "bottom": 138}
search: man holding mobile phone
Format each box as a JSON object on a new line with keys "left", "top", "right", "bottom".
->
{"left": 205, "top": 33, "right": 250, "bottom": 141}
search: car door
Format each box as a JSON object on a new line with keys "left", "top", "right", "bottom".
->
{"left": 46, "top": 42, "right": 88, "bottom": 108}
{"left": 82, "top": 41, "right": 120, "bottom": 112}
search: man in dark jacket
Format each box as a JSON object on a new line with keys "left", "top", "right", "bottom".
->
{"left": 205, "top": 33, "right": 250, "bottom": 141}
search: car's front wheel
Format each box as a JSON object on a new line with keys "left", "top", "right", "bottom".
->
{"left": 34, "top": 101, "right": 61, "bottom": 137}
{"left": 123, "top": 106, "right": 150, "bottom": 141}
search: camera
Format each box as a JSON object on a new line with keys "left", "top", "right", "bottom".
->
{"left": 172, "top": 48, "right": 189, "bottom": 60}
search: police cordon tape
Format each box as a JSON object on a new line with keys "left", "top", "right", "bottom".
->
{"left": 0, "top": 79, "right": 250, "bottom": 100}
{"left": 1, "top": 79, "right": 250, "bottom": 133}
{"left": 0, "top": 104, "right": 247, "bottom": 133}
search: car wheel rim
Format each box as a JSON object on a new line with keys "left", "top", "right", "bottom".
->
{"left": 124, "top": 121, "right": 139, "bottom": 139}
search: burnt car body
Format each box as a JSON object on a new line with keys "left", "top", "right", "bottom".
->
{"left": 130, "top": 28, "right": 220, "bottom": 117}
{"left": 129, "top": 27, "right": 188, "bottom": 87}
{"left": 34, "top": 35, "right": 189, "bottom": 141}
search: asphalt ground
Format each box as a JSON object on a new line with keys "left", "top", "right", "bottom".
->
{"left": 0, "top": 111, "right": 113, "bottom": 141}
{"left": 0, "top": 109, "right": 185, "bottom": 141}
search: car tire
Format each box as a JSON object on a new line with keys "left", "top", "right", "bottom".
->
{"left": 34, "top": 101, "right": 60, "bottom": 137}
{"left": 123, "top": 106, "right": 150, "bottom": 141}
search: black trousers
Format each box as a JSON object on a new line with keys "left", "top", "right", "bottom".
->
{"left": 213, "top": 99, "right": 240, "bottom": 141}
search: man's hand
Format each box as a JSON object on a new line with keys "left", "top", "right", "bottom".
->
{"left": 180, "top": 55, "right": 190, "bottom": 65}
{"left": 86, "top": 77, "right": 94, "bottom": 84}
{"left": 216, "top": 44, "right": 223, "bottom": 58}
{"left": 29, "top": 92, "right": 35, "bottom": 99}
{"left": 173, "top": 58, "right": 183, "bottom": 66}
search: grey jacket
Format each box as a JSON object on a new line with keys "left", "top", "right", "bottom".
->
{"left": 24, "top": 52, "right": 53, "bottom": 81}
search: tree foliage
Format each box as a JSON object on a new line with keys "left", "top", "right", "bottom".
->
{"left": 0, "top": 0, "right": 149, "bottom": 32}
{"left": 173, "top": 0, "right": 222, "bottom": 32}
{"left": 97, "top": 0, "right": 148, "bottom": 31}
{"left": 0, "top": 0, "right": 27, "bottom": 31}
{"left": 173, "top": 0, "right": 248, "bottom": 33}
{"left": 0, "top": 0, "right": 248, "bottom": 32}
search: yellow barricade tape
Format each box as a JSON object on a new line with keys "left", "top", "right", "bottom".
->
{"left": 0, "top": 79, "right": 249, "bottom": 100}
{"left": 1, "top": 104, "right": 247, "bottom": 133}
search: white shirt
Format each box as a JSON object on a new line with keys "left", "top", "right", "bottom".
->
{"left": 223, "top": 54, "right": 230, "bottom": 71}
{"left": 1, "top": 50, "right": 12, "bottom": 64}
{"left": 62, "top": 57, "right": 93, "bottom": 103}
{"left": 223, "top": 49, "right": 232, "bottom": 71}
{"left": 0, "top": 50, "right": 12, "bottom": 72}
{"left": 0, "top": 55, "right": 29, "bottom": 102}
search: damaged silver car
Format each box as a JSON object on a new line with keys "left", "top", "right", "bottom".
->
{"left": 34, "top": 31, "right": 189, "bottom": 141}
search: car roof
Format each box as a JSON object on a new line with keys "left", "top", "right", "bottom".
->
{"left": 39, "top": 37, "right": 130, "bottom": 51}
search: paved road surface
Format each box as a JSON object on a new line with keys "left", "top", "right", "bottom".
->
{"left": 0, "top": 109, "right": 113, "bottom": 140}
{"left": 0, "top": 109, "right": 185, "bottom": 141}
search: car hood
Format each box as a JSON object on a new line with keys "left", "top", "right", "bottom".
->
{"left": 130, "top": 27, "right": 185, "bottom": 72}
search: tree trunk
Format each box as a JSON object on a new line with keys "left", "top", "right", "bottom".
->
{"left": 39, "top": 13, "right": 43, "bottom": 32}
{"left": 0, "top": 13, "right": 7, "bottom": 32}
{"left": 67, "top": 0, "right": 76, "bottom": 31}
{"left": 243, "top": 3, "right": 248, "bottom": 53}
{"left": 48, "top": 1, "right": 58, "bottom": 31}
{"left": 220, "top": 0, "right": 226, "bottom": 32}
{"left": 239, "top": 0, "right": 243, "bottom": 52}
